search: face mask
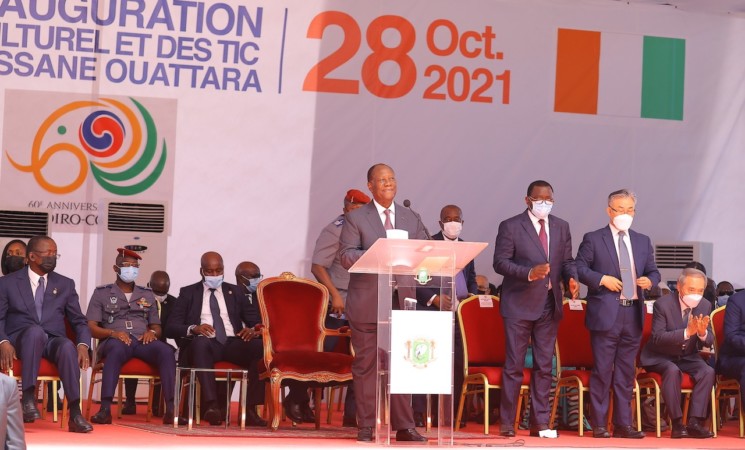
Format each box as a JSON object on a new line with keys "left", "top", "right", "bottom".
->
{"left": 118, "top": 266, "right": 139, "bottom": 283}
{"left": 153, "top": 294, "right": 167, "bottom": 303}
{"left": 682, "top": 293, "right": 703, "bottom": 308}
{"left": 717, "top": 295, "right": 730, "bottom": 306}
{"left": 531, "top": 202, "right": 552, "bottom": 220}
{"left": 4, "top": 255, "right": 25, "bottom": 274}
{"left": 442, "top": 221, "right": 463, "bottom": 240}
{"left": 37, "top": 255, "right": 57, "bottom": 274}
{"left": 204, "top": 275, "right": 224, "bottom": 289}
{"left": 613, "top": 214, "right": 634, "bottom": 231}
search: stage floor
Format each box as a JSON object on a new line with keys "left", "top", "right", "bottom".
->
{"left": 23, "top": 403, "right": 744, "bottom": 450}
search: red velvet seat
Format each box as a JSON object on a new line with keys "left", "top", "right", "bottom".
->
{"left": 455, "top": 295, "right": 529, "bottom": 435}
{"left": 711, "top": 305, "right": 744, "bottom": 437}
{"left": 7, "top": 358, "right": 69, "bottom": 426}
{"left": 257, "top": 272, "right": 353, "bottom": 431}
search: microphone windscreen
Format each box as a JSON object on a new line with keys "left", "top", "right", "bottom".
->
{"left": 403, "top": 199, "right": 411, "bottom": 208}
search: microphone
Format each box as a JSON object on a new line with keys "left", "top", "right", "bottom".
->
{"left": 403, "top": 199, "right": 432, "bottom": 240}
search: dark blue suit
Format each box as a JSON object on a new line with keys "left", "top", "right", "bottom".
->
{"left": 717, "top": 290, "right": 745, "bottom": 409}
{"left": 576, "top": 225, "right": 660, "bottom": 428}
{"left": 0, "top": 267, "right": 90, "bottom": 400}
{"left": 493, "top": 210, "right": 576, "bottom": 429}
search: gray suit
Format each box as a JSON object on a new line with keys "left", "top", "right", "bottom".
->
{"left": 339, "top": 201, "right": 427, "bottom": 429}
{"left": 1, "top": 372, "right": 26, "bottom": 450}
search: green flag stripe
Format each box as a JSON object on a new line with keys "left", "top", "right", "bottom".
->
{"left": 641, "top": 36, "right": 685, "bottom": 120}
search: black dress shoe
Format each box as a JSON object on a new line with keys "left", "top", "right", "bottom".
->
{"left": 357, "top": 426, "right": 374, "bottom": 442}
{"left": 246, "top": 409, "right": 267, "bottom": 427}
{"left": 499, "top": 428, "right": 515, "bottom": 437}
{"left": 593, "top": 426, "right": 610, "bottom": 438}
{"left": 283, "top": 400, "right": 304, "bottom": 423}
{"left": 121, "top": 402, "right": 136, "bottom": 415}
{"left": 612, "top": 425, "right": 645, "bottom": 439}
{"left": 202, "top": 407, "right": 223, "bottom": 426}
{"left": 300, "top": 403, "right": 316, "bottom": 423}
{"left": 162, "top": 412, "right": 188, "bottom": 426}
{"left": 22, "top": 398, "right": 41, "bottom": 423}
{"left": 342, "top": 416, "right": 357, "bottom": 427}
{"left": 414, "top": 412, "right": 425, "bottom": 427}
{"left": 671, "top": 424, "right": 689, "bottom": 438}
{"left": 91, "top": 408, "right": 112, "bottom": 424}
{"left": 396, "top": 428, "right": 427, "bottom": 442}
{"left": 68, "top": 414, "right": 94, "bottom": 433}
{"left": 686, "top": 419, "right": 714, "bottom": 438}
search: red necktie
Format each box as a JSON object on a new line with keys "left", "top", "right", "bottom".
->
{"left": 384, "top": 209, "right": 393, "bottom": 230}
{"left": 538, "top": 219, "right": 548, "bottom": 257}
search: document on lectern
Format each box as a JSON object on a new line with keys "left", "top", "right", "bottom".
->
{"left": 389, "top": 310, "right": 453, "bottom": 394}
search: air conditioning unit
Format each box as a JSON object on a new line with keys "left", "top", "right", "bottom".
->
{"left": 654, "top": 241, "right": 713, "bottom": 289}
{"left": 97, "top": 201, "right": 169, "bottom": 286}
{"left": 0, "top": 209, "right": 50, "bottom": 273}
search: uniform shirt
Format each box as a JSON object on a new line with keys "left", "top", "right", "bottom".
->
{"left": 311, "top": 214, "right": 350, "bottom": 292}
{"left": 87, "top": 283, "right": 159, "bottom": 339}
{"left": 199, "top": 283, "right": 236, "bottom": 337}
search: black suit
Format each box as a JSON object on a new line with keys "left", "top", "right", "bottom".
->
{"left": 165, "top": 281, "right": 264, "bottom": 406}
{"left": 0, "top": 267, "right": 90, "bottom": 402}
{"left": 640, "top": 293, "right": 714, "bottom": 421}
{"left": 717, "top": 290, "right": 745, "bottom": 409}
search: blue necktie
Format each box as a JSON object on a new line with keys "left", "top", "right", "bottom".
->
{"left": 618, "top": 231, "right": 635, "bottom": 299}
{"left": 455, "top": 271, "right": 469, "bottom": 301}
{"left": 35, "top": 276, "right": 45, "bottom": 321}
{"left": 209, "top": 288, "right": 228, "bottom": 344}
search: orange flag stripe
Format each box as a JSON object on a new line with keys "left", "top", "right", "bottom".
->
{"left": 554, "top": 28, "right": 601, "bottom": 115}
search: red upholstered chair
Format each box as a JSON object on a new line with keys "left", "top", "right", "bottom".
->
{"left": 7, "top": 358, "right": 69, "bottom": 427}
{"left": 85, "top": 340, "right": 160, "bottom": 422}
{"left": 711, "top": 305, "right": 744, "bottom": 437}
{"left": 549, "top": 300, "right": 594, "bottom": 436}
{"left": 257, "top": 272, "right": 353, "bottom": 431}
{"left": 455, "top": 295, "right": 529, "bottom": 435}
{"left": 635, "top": 307, "right": 717, "bottom": 437}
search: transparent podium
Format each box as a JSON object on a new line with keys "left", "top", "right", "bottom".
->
{"left": 349, "top": 238, "right": 487, "bottom": 445}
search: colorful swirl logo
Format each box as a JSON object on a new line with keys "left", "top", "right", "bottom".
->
{"left": 6, "top": 97, "right": 167, "bottom": 196}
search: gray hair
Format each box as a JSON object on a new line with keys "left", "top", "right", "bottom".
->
{"left": 608, "top": 189, "right": 637, "bottom": 206}
{"left": 677, "top": 268, "right": 707, "bottom": 286}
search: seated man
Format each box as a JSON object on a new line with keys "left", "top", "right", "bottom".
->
{"left": 86, "top": 249, "right": 181, "bottom": 425}
{"left": 716, "top": 285, "right": 745, "bottom": 421}
{"left": 165, "top": 251, "right": 268, "bottom": 426}
{"left": 640, "top": 268, "right": 715, "bottom": 439}
{"left": 0, "top": 235, "right": 93, "bottom": 433}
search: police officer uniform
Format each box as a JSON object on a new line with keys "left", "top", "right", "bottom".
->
{"left": 86, "top": 283, "right": 177, "bottom": 420}
{"left": 312, "top": 214, "right": 351, "bottom": 306}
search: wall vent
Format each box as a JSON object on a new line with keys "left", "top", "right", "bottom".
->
{"left": 107, "top": 203, "right": 165, "bottom": 233}
{"left": 0, "top": 210, "right": 49, "bottom": 237}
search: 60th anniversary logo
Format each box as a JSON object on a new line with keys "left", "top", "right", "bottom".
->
{"left": 1, "top": 90, "right": 175, "bottom": 230}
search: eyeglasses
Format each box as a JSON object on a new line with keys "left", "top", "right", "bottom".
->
{"left": 609, "top": 206, "right": 635, "bottom": 215}
{"left": 31, "top": 251, "right": 61, "bottom": 259}
{"left": 119, "top": 262, "right": 140, "bottom": 268}
{"left": 528, "top": 197, "right": 554, "bottom": 206}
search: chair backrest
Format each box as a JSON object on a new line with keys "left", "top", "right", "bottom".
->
{"left": 710, "top": 305, "right": 726, "bottom": 353}
{"left": 457, "top": 295, "right": 504, "bottom": 368}
{"left": 637, "top": 306, "right": 654, "bottom": 364}
{"left": 556, "top": 300, "right": 593, "bottom": 369}
{"left": 257, "top": 272, "right": 328, "bottom": 353}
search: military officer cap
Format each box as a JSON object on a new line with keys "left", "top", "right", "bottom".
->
{"left": 117, "top": 247, "right": 142, "bottom": 260}
{"left": 345, "top": 189, "right": 370, "bottom": 205}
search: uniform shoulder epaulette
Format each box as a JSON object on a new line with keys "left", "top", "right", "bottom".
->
{"left": 95, "top": 284, "right": 112, "bottom": 290}
{"left": 334, "top": 217, "right": 345, "bottom": 227}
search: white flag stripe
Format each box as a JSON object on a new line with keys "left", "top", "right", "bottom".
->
{"left": 598, "top": 32, "right": 644, "bottom": 117}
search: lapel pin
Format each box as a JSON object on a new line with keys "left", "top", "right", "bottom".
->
{"left": 228, "top": 290, "right": 232, "bottom": 295}
{"left": 52, "top": 288, "right": 58, "bottom": 295}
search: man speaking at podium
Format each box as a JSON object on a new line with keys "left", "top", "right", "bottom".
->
{"left": 340, "top": 163, "right": 428, "bottom": 442}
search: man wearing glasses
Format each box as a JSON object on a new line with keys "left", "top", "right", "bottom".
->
{"left": 0, "top": 235, "right": 93, "bottom": 433}
{"left": 576, "top": 189, "right": 660, "bottom": 439}
{"left": 493, "top": 180, "right": 578, "bottom": 438}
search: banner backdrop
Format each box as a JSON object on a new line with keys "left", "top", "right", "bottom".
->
{"left": 0, "top": 0, "right": 744, "bottom": 299}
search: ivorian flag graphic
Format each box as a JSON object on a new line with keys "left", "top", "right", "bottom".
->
{"left": 554, "top": 28, "right": 685, "bottom": 121}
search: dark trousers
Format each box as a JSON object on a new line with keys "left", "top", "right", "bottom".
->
{"left": 188, "top": 336, "right": 264, "bottom": 406}
{"left": 644, "top": 357, "right": 714, "bottom": 420}
{"left": 500, "top": 297, "right": 558, "bottom": 429}
{"left": 589, "top": 305, "right": 641, "bottom": 428}
{"left": 349, "top": 320, "right": 414, "bottom": 430}
{"left": 13, "top": 325, "right": 81, "bottom": 403}
{"left": 98, "top": 337, "right": 176, "bottom": 411}
{"left": 718, "top": 355, "right": 745, "bottom": 411}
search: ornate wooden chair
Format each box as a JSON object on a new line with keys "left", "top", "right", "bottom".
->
{"left": 711, "top": 305, "right": 744, "bottom": 437}
{"left": 257, "top": 272, "right": 353, "bottom": 430}
{"left": 455, "top": 295, "right": 529, "bottom": 435}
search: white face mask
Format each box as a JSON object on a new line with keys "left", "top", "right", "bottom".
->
{"left": 442, "top": 221, "right": 462, "bottom": 239}
{"left": 531, "top": 202, "right": 552, "bottom": 220}
{"left": 613, "top": 213, "right": 634, "bottom": 231}
{"left": 682, "top": 293, "right": 703, "bottom": 308}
